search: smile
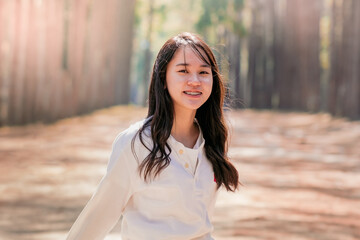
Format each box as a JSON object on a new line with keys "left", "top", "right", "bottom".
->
{"left": 184, "top": 91, "right": 202, "bottom": 96}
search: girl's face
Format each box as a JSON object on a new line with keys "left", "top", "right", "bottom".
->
{"left": 165, "top": 46, "right": 213, "bottom": 115}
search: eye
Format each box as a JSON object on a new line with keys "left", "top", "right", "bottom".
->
{"left": 200, "top": 71, "right": 209, "bottom": 75}
{"left": 178, "top": 69, "right": 188, "bottom": 73}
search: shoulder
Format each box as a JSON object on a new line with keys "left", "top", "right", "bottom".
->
{"left": 107, "top": 118, "right": 151, "bottom": 171}
{"left": 110, "top": 117, "right": 153, "bottom": 162}
{"left": 112, "top": 118, "right": 151, "bottom": 149}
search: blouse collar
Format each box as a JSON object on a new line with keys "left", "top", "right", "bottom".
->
{"left": 168, "top": 119, "right": 205, "bottom": 151}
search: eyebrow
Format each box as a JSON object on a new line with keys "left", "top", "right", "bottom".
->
{"left": 175, "top": 63, "right": 210, "bottom": 68}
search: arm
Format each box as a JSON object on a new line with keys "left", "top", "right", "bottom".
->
{"left": 66, "top": 133, "right": 135, "bottom": 240}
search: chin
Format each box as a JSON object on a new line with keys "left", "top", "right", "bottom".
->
{"left": 185, "top": 103, "right": 204, "bottom": 110}
{"left": 174, "top": 99, "right": 207, "bottom": 112}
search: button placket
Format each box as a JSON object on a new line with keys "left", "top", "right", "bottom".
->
{"left": 194, "top": 152, "right": 202, "bottom": 179}
{"left": 178, "top": 148, "right": 190, "bottom": 169}
{"left": 168, "top": 134, "right": 204, "bottom": 178}
{"left": 183, "top": 154, "right": 192, "bottom": 173}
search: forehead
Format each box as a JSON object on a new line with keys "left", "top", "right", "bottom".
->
{"left": 171, "top": 46, "right": 210, "bottom": 66}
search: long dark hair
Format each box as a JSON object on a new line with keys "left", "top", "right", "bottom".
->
{"left": 132, "top": 32, "right": 239, "bottom": 191}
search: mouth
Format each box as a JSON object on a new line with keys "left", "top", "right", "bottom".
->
{"left": 183, "top": 91, "right": 202, "bottom": 96}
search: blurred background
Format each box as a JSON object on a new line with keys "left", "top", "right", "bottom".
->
{"left": 0, "top": 0, "right": 359, "bottom": 126}
{"left": 0, "top": 0, "right": 360, "bottom": 240}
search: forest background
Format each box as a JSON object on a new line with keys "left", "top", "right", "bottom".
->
{"left": 1, "top": 0, "right": 360, "bottom": 239}
{"left": 0, "top": 0, "right": 359, "bottom": 127}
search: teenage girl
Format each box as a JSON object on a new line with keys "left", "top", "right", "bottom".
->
{"left": 67, "top": 32, "right": 239, "bottom": 240}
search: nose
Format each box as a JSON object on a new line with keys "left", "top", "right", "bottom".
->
{"left": 187, "top": 74, "right": 201, "bottom": 86}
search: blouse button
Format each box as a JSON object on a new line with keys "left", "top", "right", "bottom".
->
{"left": 179, "top": 149, "right": 184, "bottom": 155}
{"left": 184, "top": 162, "right": 189, "bottom": 168}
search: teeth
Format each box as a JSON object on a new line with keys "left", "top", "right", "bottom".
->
{"left": 184, "top": 91, "right": 201, "bottom": 96}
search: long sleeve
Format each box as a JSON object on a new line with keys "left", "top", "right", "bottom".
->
{"left": 66, "top": 132, "right": 136, "bottom": 240}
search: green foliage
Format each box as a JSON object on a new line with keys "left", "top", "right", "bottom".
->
{"left": 196, "top": 0, "right": 245, "bottom": 38}
{"left": 196, "top": 0, "right": 227, "bottom": 34}
{"left": 134, "top": 0, "right": 142, "bottom": 27}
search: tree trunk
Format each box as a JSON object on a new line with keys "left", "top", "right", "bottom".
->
{"left": 328, "top": 0, "right": 342, "bottom": 116}
{"left": 340, "top": 0, "right": 360, "bottom": 118}
{"left": 142, "top": 0, "right": 154, "bottom": 105}
{"left": 278, "top": 0, "right": 321, "bottom": 111}
{"left": 328, "top": 0, "right": 360, "bottom": 119}
{"left": 248, "top": 0, "right": 273, "bottom": 109}
{"left": 273, "top": 0, "right": 286, "bottom": 109}
{"left": 10, "top": 0, "right": 29, "bottom": 125}
{"left": 0, "top": 0, "right": 16, "bottom": 126}
{"left": 226, "top": 29, "right": 242, "bottom": 108}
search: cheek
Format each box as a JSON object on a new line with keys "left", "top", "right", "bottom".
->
{"left": 166, "top": 72, "right": 180, "bottom": 88}
{"left": 165, "top": 74, "right": 179, "bottom": 99}
{"left": 204, "top": 78, "right": 213, "bottom": 96}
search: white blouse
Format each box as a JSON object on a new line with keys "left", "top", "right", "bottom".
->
{"left": 66, "top": 119, "right": 218, "bottom": 240}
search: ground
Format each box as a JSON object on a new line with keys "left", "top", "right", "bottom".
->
{"left": 0, "top": 106, "right": 359, "bottom": 240}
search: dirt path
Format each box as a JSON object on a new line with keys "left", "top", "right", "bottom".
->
{"left": 0, "top": 106, "right": 359, "bottom": 240}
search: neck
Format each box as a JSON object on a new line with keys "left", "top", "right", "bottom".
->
{"left": 171, "top": 108, "right": 199, "bottom": 148}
